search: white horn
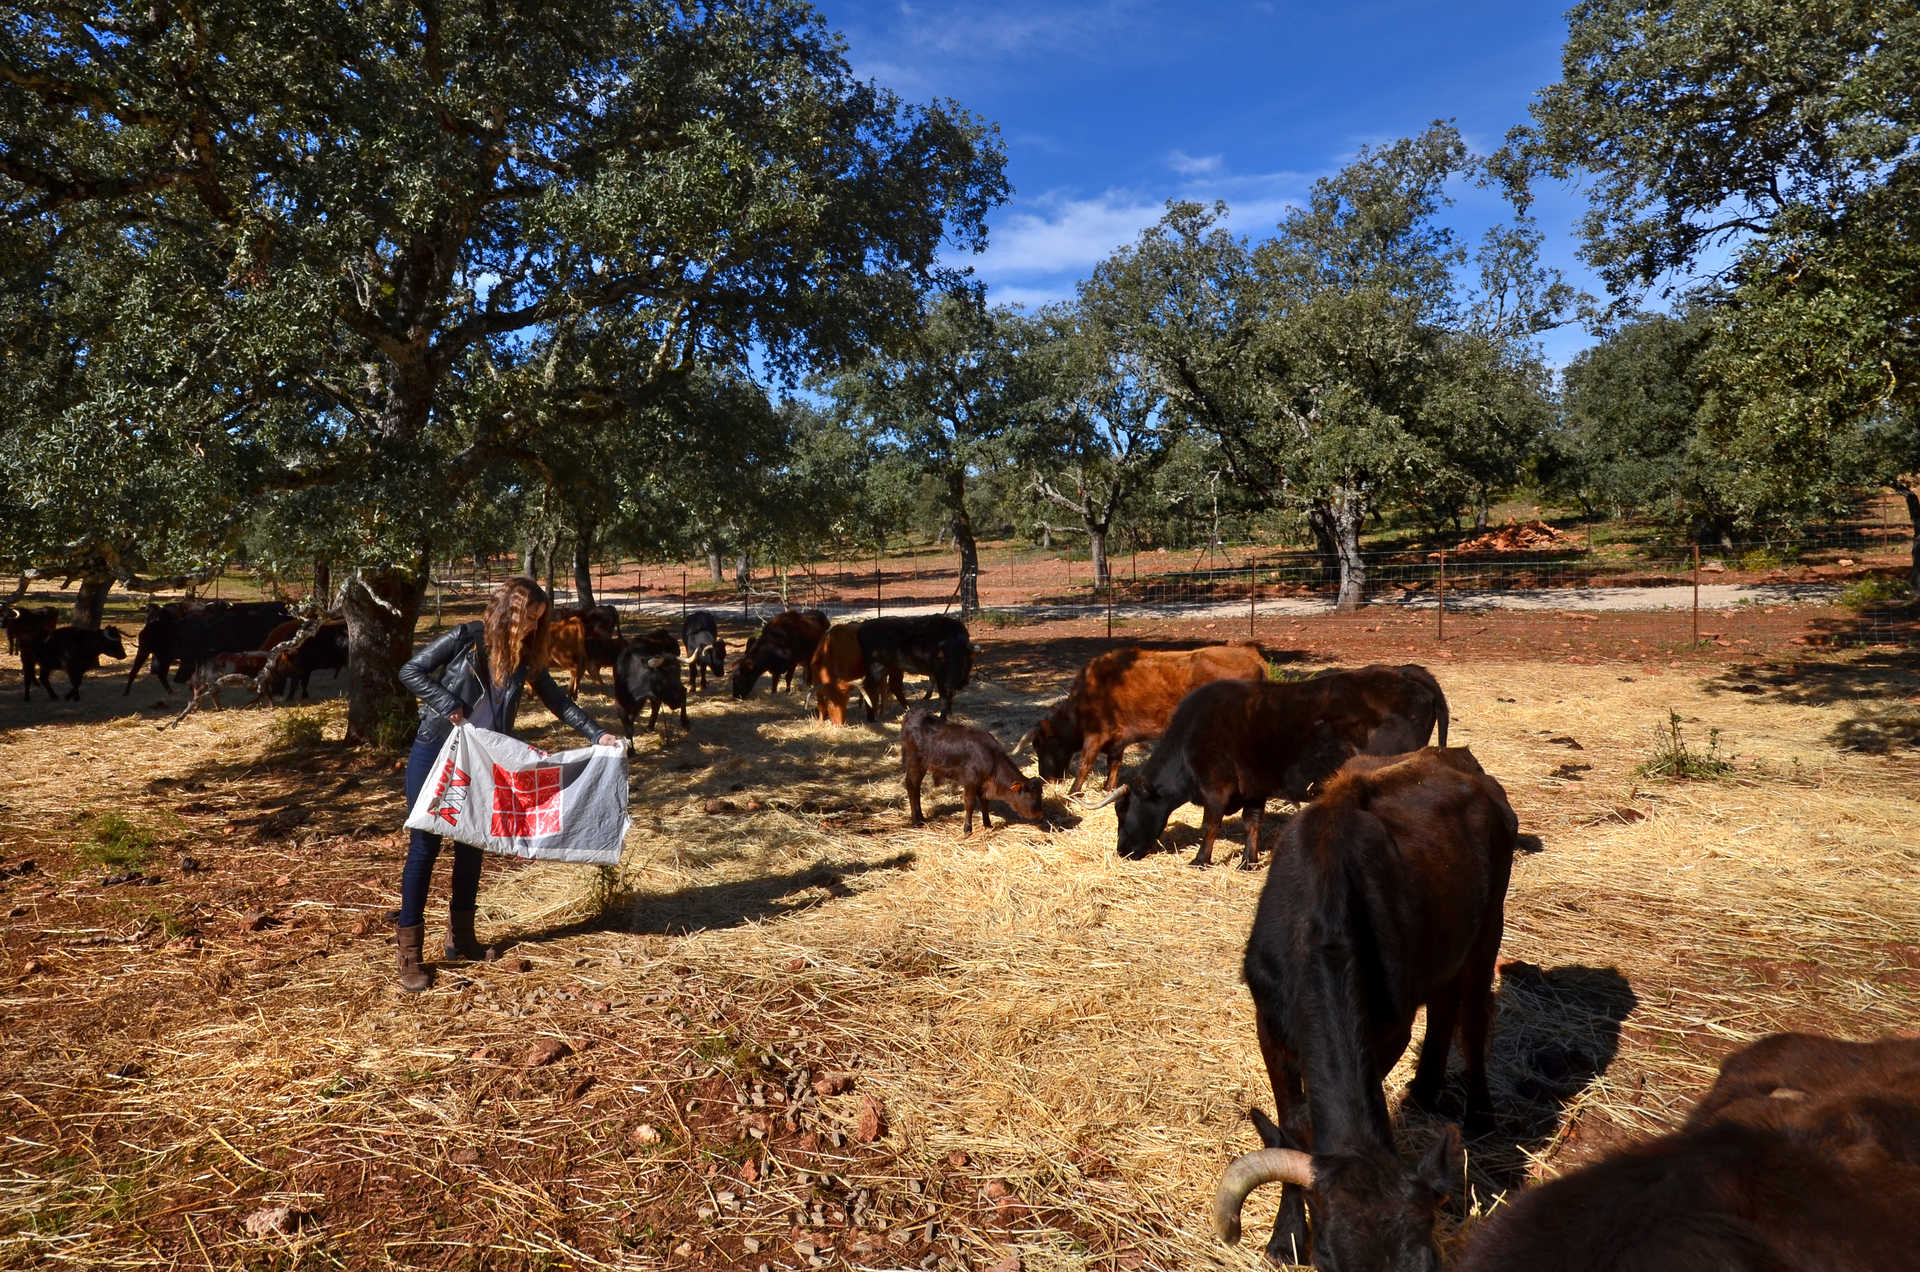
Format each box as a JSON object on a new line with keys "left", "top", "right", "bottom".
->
{"left": 1012, "top": 726, "right": 1038, "bottom": 754}
{"left": 1213, "top": 1147, "right": 1315, "bottom": 1244}
{"left": 1075, "top": 782, "right": 1129, "bottom": 811}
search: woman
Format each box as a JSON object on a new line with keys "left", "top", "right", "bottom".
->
{"left": 394, "top": 577, "right": 619, "bottom": 991}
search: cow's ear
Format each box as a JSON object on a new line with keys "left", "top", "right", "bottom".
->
{"left": 646, "top": 656, "right": 664, "bottom": 669}
{"left": 1414, "top": 1125, "right": 1461, "bottom": 1204}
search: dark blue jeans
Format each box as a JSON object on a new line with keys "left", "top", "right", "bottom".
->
{"left": 397, "top": 731, "right": 482, "bottom": 928}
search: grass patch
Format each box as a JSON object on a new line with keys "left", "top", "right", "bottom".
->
{"left": 1839, "top": 575, "right": 1910, "bottom": 610}
{"left": 971, "top": 608, "right": 1032, "bottom": 629}
{"left": 1636, "top": 709, "right": 1735, "bottom": 780}
{"left": 76, "top": 813, "right": 158, "bottom": 870}
{"left": 271, "top": 708, "right": 327, "bottom": 749}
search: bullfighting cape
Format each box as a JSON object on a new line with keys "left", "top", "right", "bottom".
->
{"left": 403, "top": 724, "right": 630, "bottom": 866}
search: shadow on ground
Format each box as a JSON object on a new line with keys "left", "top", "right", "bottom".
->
{"left": 500, "top": 851, "right": 920, "bottom": 947}
{"left": 1706, "top": 643, "right": 1920, "bottom": 754}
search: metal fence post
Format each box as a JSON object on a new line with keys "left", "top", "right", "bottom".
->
{"left": 1437, "top": 550, "right": 1445, "bottom": 642}
{"left": 682, "top": 569, "right": 687, "bottom": 624}
{"left": 1248, "top": 560, "right": 1256, "bottom": 639}
{"left": 1691, "top": 543, "right": 1700, "bottom": 645}
{"left": 874, "top": 548, "right": 882, "bottom": 616}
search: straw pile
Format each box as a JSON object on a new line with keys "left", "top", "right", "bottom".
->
{"left": 1, "top": 648, "right": 1916, "bottom": 1270}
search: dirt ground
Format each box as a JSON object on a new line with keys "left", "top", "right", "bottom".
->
{"left": 2, "top": 613, "right": 1918, "bottom": 1271}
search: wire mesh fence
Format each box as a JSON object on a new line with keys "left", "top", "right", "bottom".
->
{"left": 157, "top": 523, "right": 1915, "bottom": 657}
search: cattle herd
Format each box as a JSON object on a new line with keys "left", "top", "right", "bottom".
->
{"left": 6, "top": 594, "right": 1915, "bottom": 1271}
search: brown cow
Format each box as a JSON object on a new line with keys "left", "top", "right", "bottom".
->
{"left": 1090, "top": 663, "right": 1451, "bottom": 868}
{"left": 732, "top": 609, "right": 829, "bottom": 698}
{"left": 1214, "top": 746, "right": 1514, "bottom": 1270}
{"left": 1456, "top": 1032, "right": 1920, "bottom": 1272}
{"left": 1020, "top": 643, "right": 1268, "bottom": 794}
{"left": 544, "top": 614, "right": 599, "bottom": 697}
{"left": 809, "top": 623, "right": 869, "bottom": 724}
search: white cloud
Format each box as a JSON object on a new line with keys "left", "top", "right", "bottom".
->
{"left": 1168, "top": 150, "right": 1223, "bottom": 177}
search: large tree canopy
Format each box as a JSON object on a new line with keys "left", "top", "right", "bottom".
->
{"left": 1, "top": 0, "right": 1006, "bottom": 736}
{"left": 1528, "top": 0, "right": 1919, "bottom": 579}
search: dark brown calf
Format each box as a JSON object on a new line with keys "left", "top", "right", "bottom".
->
{"left": 901, "top": 707, "right": 1043, "bottom": 835}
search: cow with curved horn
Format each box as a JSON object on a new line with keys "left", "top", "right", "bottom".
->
{"left": 1214, "top": 746, "right": 1515, "bottom": 1269}
{"left": 1456, "top": 1032, "right": 1920, "bottom": 1272}
{"left": 1085, "top": 663, "right": 1449, "bottom": 869}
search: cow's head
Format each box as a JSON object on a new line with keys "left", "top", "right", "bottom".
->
{"left": 1000, "top": 775, "right": 1044, "bottom": 823}
{"left": 1217, "top": 1110, "right": 1457, "bottom": 1272}
{"left": 647, "top": 656, "right": 688, "bottom": 709}
{"left": 1026, "top": 710, "right": 1076, "bottom": 781}
{"left": 729, "top": 641, "right": 761, "bottom": 699}
{"left": 699, "top": 635, "right": 727, "bottom": 676}
{"left": 99, "top": 626, "right": 127, "bottom": 660}
{"left": 1083, "top": 775, "right": 1177, "bottom": 859}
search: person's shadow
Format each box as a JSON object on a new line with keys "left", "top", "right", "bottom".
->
{"left": 494, "top": 852, "right": 917, "bottom": 950}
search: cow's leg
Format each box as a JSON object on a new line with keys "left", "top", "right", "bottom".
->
{"left": 1191, "top": 802, "right": 1224, "bottom": 868}
{"left": 21, "top": 654, "right": 33, "bottom": 701}
{"left": 620, "top": 705, "right": 635, "bottom": 743}
{"left": 1239, "top": 801, "right": 1265, "bottom": 871}
{"left": 961, "top": 787, "right": 975, "bottom": 835}
{"left": 1105, "top": 744, "right": 1126, "bottom": 792}
{"left": 65, "top": 666, "right": 84, "bottom": 701}
{"left": 976, "top": 786, "right": 992, "bottom": 831}
{"left": 647, "top": 699, "right": 661, "bottom": 731}
{"left": 1407, "top": 978, "right": 1463, "bottom": 1118}
{"left": 861, "top": 670, "right": 883, "bottom": 721}
{"left": 1255, "top": 1009, "right": 1314, "bottom": 1265}
{"left": 1069, "top": 740, "right": 1102, "bottom": 796}
{"left": 1455, "top": 910, "right": 1505, "bottom": 1136}
{"left": 124, "top": 646, "right": 147, "bottom": 695}
{"left": 905, "top": 759, "right": 926, "bottom": 825}
{"left": 678, "top": 698, "right": 688, "bottom": 728}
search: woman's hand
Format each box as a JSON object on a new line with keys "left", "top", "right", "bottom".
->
{"left": 447, "top": 710, "right": 465, "bottom": 726}
{"left": 596, "top": 732, "right": 621, "bottom": 748}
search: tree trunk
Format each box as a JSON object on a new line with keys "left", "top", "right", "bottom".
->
{"left": 947, "top": 474, "right": 980, "bottom": 616}
{"left": 735, "top": 551, "right": 751, "bottom": 591}
{"left": 72, "top": 569, "right": 112, "bottom": 629}
{"left": 572, "top": 518, "right": 596, "bottom": 611}
{"left": 705, "top": 543, "right": 725, "bottom": 584}
{"left": 1086, "top": 522, "right": 1111, "bottom": 589}
{"left": 521, "top": 539, "right": 538, "bottom": 576}
{"left": 1307, "top": 506, "right": 1339, "bottom": 587}
{"left": 1473, "top": 490, "right": 1490, "bottom": 531}
{"left": 314, "top": 557, "right": 333, "bottom": 610}
{"left": 545, "top": 543, "right": 558, "bottom": 597}
{"left": 342, "top": 564, "right": 428, "bottom": 746}
{"left": 1039, "top": 523, "right": 1052, "bottom": 550}
{"left": 1323, "top": 494, "right": 1368, "bottom": 611}
{"left": 1900, "top": 484, "right": 1920, "bottom": 596}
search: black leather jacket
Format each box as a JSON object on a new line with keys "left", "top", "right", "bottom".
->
{"left": 399, "top": 620, "right": 601, "bottom": 748}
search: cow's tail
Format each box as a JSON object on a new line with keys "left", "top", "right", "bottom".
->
{"left": 1435, "top": 686, "right": 1450, "bottom": 747}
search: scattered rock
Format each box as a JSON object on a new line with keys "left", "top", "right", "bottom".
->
{"left": 703, "top": 798, "right": 737, "bottom": 815}
{"left": 448, "top": 1147, "right": 480, "bottom": 1165}
{"left": 177, "top": 855, "right": 203, "bottom": 874}
{"left": 240, "top": 911, "right": 276, "bottom": 932}
{"left": 21, "top": 958, "right": 41, "bottom": 975}
{"left": 351, "top": 916, "right": 375, "bottom": 937}
{"left": 524, "top": 1039, "right": 572, "bottom": 1068}
{"left": 563, "top": 1075, "right": 594, "bottom": 1101}
{"left": 674, "top": 1241, "right": 694, "bottom": 1258}
{"left": 630, "top": 1124, "right": 662, "bottom": 1146}
{"left": 813, "top": 1073, "right": 853, "bottom": 1097}
{"left": 785, "top": 957, "right": 807, "bottom": 972}
{"left": 947, "top": 1149, "right": 970, "bottom": 1169}
{"left": 740, "top": 1158, "right": 760, "bottom": 1184}
{"left": 853, "top": 1094, "right": 887, "bottom": 1143}
{"left": 1590, "top": 807, "right": 1647, "bottom": 826}
{"left": 588, "top": 999, "right": 611, "bottom": 1014}
{"left": 242, "top": 1205, "right": 307, "bottom": 1238}
{"left": 743, "top": 1235, "right": 762, "bottom": 1253}
{"left": 746, "top": 799, "right": 764, "bottom": 812}
{"left": 512, "top": 957, "right": 534, "bottom": 973}
{"left": 984, "top": 1255, "right": 1023, "bottom": 1272}
{"left": 273, "top": 874, "right": 292, "bottom": 887}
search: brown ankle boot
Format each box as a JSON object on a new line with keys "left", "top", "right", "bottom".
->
{"left": 444, "top": 907, "right": 492, "bottom": 962}
{"left": 395, "top": 923, "right": 432, "bottom": 992}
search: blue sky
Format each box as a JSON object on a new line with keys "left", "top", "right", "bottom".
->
{"left": 813, "top": 0, "right": 1605, "bottom": 367}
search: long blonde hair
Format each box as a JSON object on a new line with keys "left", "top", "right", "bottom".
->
{"left": 481, "top": 577, "right": 552, "bottom": 687}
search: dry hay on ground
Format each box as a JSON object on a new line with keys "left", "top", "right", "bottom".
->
{"left": 0, "top": 646, "right": 1917, "bottom": 1271}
